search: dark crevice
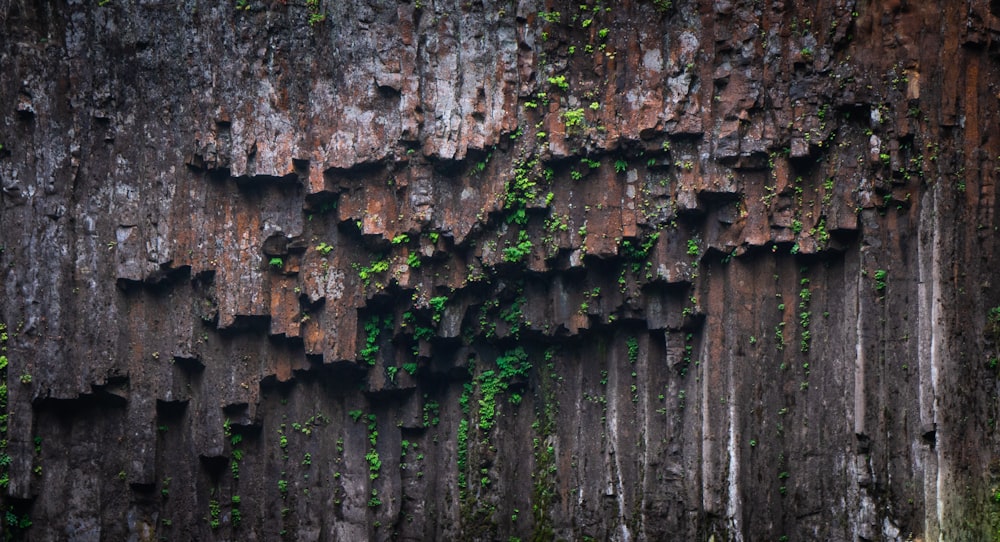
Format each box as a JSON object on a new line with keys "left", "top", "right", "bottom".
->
{"left": 156, "top": 399, "right": 188, "bottom": 422}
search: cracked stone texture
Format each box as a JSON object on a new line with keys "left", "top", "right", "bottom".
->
{"left": 2, "top": 0, "right": 1000, "bottom": 539}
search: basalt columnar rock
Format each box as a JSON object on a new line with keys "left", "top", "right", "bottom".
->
{"left": 2, "top": 0, "right": 1000, "bottom": 539}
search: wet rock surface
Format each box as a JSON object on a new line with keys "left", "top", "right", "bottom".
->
{"left": 2, "top": 0, "right": 1000, "bottom": 539}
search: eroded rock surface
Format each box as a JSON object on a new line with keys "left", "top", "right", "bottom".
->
{"left": 2, "top": 0, "right": 1000, "bottom": 539}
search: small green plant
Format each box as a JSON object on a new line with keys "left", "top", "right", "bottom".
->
{"left": 471, "top": 158, "right": 489, "bottom": 176}
{"left": 429, "top": 296, "right": 448, "bottom": 323}
{"left": 562, "top": 108, "right": 586, "bottom": 129}
{"left": 315, "top": 242, "right": 333, "bottom": 255}
{"left": 614, "top": 159, "right": 628, "bottom": 173}
{"left": 208, "top": 500, "right": 220, "bottom": 529}
{"left": 874, "top": 269, "right": 888, "bottom": 292}
{"left": 686, "top": 238, "right": 700, "bottom": 256}
{"left": 306, "top": 0, "right": 325, "bottom": 25}
{"left": 355, "top": 257, "right": 390, "bottom": 288}
{"left": 407, "top": 252, "right": 421, "bottom": 268}
{"left": 269, "top": 257, "right": 284, "bottom": 268}
{"left": 538, "top": 11, "right": 561, "bottom": 23}
{"left": 422, "top": 399, "right": 440, "bottom": 427}
{"left": 626, "top": 337, "right": 639, "bottom": 364}
{"left": 547, "top": 75, "right": 569, "bottom": 91}
{"left": 502, "top": 230, "right": 534, "bottom": 263}
{"left": 391, "top": 234, "right": 409, "bottom": 245}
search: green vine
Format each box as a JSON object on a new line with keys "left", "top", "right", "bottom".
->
{"left": 0, "top": 323, "right": 30, "bottom": 538}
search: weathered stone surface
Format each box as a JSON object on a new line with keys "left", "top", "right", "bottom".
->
{"left": 2, "top": 0, "right": 1000, "bottom": 539}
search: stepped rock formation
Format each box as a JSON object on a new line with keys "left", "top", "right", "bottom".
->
{"left": 3, "top": 0, "right": 1000, "bottom": 539}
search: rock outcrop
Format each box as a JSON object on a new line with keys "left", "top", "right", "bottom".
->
{"left": 3, "top": 0, "right": 1000, "bottom": 539}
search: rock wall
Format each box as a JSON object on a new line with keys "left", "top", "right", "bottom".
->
{"left": 2, "top": 0, "right": 1000, "bottom": 539}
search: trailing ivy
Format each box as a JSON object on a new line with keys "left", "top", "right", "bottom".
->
{"left": 503, "top": 158, "right": 541, "bottom": 226}
{"left": 457, "top": 348, "right": 532, "bottom": 533}
{"left": 0, "top": 324, "right": 7, "bottom": 491}
{"left": 531, "top": 348, "right": 559, "bottom": 540}
{"left": 360, "top": 316, "right": 392, "bottom": 366}
{"left": 626, "top": 336, "right": 639, "bottom": 365}
{"left": 0, "top": 323, "right": 30, "bottom": 537}
{"left": 477, "top": 347, "right": 530, "bottom": 430}
{"left": 799, "top": 275, "right": 812, "bottom": 354}
{"left": 364, "top": 414, "right": 381, "bottom": 480}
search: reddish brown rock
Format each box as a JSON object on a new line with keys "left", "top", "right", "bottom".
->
{"left": 2, "top": 0, "right": 1000, "bottom": 540}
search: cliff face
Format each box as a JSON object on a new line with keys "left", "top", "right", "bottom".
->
{"left": 2, "top": 0, "right": 1000, "bottom": 539}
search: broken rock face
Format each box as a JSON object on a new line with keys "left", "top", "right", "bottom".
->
{"left": 2, "top": 0, "right": 1000, "bottom": 540}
